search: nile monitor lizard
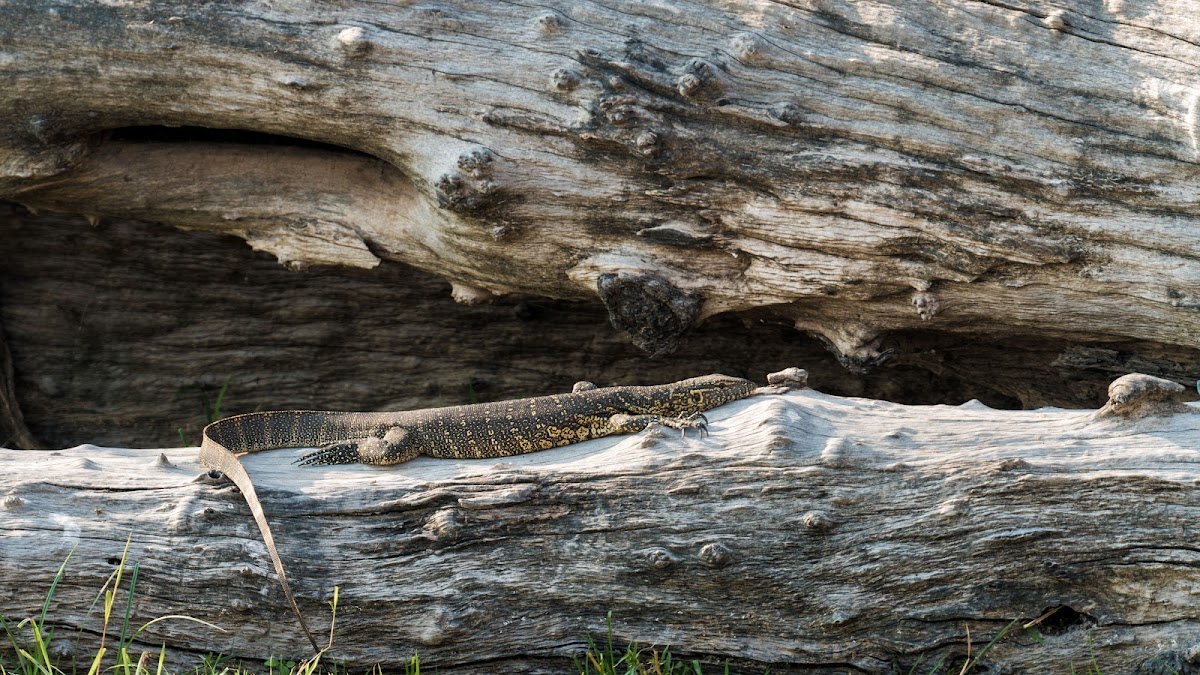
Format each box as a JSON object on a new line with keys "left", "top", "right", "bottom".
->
{"left": 199, "top": 374, "right": 784, "bottom": 651}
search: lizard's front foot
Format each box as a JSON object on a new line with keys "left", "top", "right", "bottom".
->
{"left": 660, "top": 412, "right": 709, "bottom": 438}
{"left": 609, "top": 412, "right": 709, "bottom": 438}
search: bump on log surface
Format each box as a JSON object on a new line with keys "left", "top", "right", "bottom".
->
{"left": 596, "top": 271, "right": 702, "bottom": 357}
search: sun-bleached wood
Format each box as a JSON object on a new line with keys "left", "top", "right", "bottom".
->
{"left": 2, "top": 0, "right": 1199, "bottom": 368}
{"left": 2, "top": 375, "right": 1199, "bottom": 673}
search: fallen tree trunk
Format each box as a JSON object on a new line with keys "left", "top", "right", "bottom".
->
{"left": 3, "top": 0, "right": 1200, "bottom": 373}
{"left": 2, "top": 373, "right": 1198, "bottom": 673}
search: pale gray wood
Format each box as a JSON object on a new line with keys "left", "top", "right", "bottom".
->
{"left": 2, "top": 376, "right": 1199, "bottom": 673}
{"left": 1, "top": 0, "right": 1199, "bottom": 368}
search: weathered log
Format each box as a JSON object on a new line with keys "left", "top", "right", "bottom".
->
{"left": 3, "top": 374, "right": 1199, "bottom": 673}
{"left": 2, "top": 0, "right": 1200, "bottom": 372}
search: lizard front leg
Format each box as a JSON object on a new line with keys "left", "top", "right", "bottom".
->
{"left": 608, "top": 412, "right": 709, "bottom": 438}
{"left": 295, "top": 425, "right": 419, "bottom": 466}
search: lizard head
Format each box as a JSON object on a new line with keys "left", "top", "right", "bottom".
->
{"left": 665, "top": 374, "right": 756, "bottom": 412}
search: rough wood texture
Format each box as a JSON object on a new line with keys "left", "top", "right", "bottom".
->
{"left": 2, "top": 0, "right": 1200, "bottom": 370}
{"left": 2, "top": 376, "right": 1199, "bottom": 673}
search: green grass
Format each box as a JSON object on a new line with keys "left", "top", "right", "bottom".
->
{"left": 1, "top": 537, "right": 226, "bottom": 675}
{"left": 177, "top": 378, "right": 233, "bottom": 446}
{"left": 573, "top": 611, "right": 735, "bottom": 675}
{"left": 2, "top": 545, "right": 1171, "bottom": 675}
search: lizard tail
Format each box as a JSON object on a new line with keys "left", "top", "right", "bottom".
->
{"left": 200, "top": 418, "right": 323, "bottom": 653}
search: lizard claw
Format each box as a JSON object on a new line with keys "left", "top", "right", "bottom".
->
{"left": 661, "top": 412, "right": 709, "bottom": 438}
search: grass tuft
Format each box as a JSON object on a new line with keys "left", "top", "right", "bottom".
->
{"left": 177, "top": 377, "right": 233, "bottom": 446}
{"left": 2, "top": 539, "right": 224, "bottom": 675}
{"left": 572, "top": 611, "right": 734, "bottom": 675}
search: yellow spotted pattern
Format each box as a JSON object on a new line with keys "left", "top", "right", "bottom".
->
{"left": 205, "top": 374, "right": 757, "bottom": 466}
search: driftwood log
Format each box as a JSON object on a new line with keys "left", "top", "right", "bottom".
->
{"left": 2, "top": 373, "right": 1200, "bottom": 674}
{"left": 2, "top": 0, "right": 1200, "bottom": 386}
{"left": 4, "top": 1, "right": 1200, "bottom": 672}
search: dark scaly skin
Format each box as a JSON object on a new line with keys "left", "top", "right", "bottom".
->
{"left": 198, "top": 374, "right": 766, "bottom": 652}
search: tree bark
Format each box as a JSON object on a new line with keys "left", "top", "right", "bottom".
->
{"left": 2, "top": 0, "right": 1199, "bottom": 373}
{"left": 1, "top": 374, "right": 1198, "bottom": 673}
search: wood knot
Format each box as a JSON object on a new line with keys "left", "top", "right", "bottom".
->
{"left": 596, "top": 271, "right": 702, "bottom": 357}
{"left": 698, "top": 542, "right": 735, "bottom": 568}
{"left": 550, "top": 67, "right": 581, "bottom": 91}
{"left": 682, "top": 59, "right": 721, "bottom": 97}
{"left": 764, "top": 103, "right": 802, "bottom": 129}
{"left": 911, "top": 291, "right": 940, "bottom": 320}
{"left": 413, "top": 606, "right": 460, "bottom": 646}
{"left": 676, "top": 73, "right": 702, "bottom": 98}
{"left": 644, "top": 547, "right": 678, "bottom": 570}
{"left": 415, "top": 5, "right": 463, "bottom": 30}
{"left": 635, "top": 222, "right": 714, "bottom": 248}
{"left": 435, "top": 148, "right": 501, "bottom": 214}
{"left": 536, "top": 11, "right": 565, "bottom": 34}
{"left": 457, "top": 148, "right": 495, "bottom": 179}
{"left": 634, "top": 130, "right": 660, "bottom": 156}
{"left": 766, "top": 433, "right": 795, "bottom": 451}
{"left": 335, "top": 26, "right": 372, "bottom": 56}
{"left": 1095, "top": 373, "right": 1191, "bottom": 419}
{"left": 277, "top": 75, "right": 321, "bottom": 91}
{"left": 1043, "top": 10, "right": 1069, "bottom": 31}
{"left": 599, "top": 95, "right": 641, "bottom": 126}
{"left": 730, "top": 32, "right": 766, "bottom": 64}
{"left": 801, "top": 510, "right": 834, "bottom": 532}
